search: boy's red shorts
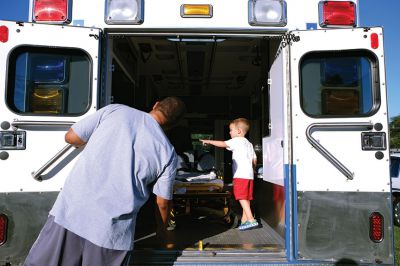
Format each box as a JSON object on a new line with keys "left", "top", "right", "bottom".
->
{"left": 233, "top": 178, "right": 254, "bottom": 200}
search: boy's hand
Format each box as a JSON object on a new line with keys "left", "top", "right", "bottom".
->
{"left": 199, "top": 139, "right": 209, "bottom": 145}
{"left": 200, "top": 139, "right": 228, "bottom": 148}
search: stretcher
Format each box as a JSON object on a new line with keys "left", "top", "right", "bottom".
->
{"left": 170, "top": 170, "right": 237, "bottom": 229}
{"left": 174, "top": 171, "right": 223, "bottom": 193}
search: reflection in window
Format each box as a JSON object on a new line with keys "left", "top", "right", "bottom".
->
{"left": 300, "top": 51, "right": 378, "bottom": 117}
{"left": 391, "top": 157, "right": 400, "bottom": 178}
{"left": 7, "top": 47, "right": 91, "bottom": 116}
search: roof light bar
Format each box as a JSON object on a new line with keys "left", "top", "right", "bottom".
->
{"left": 33, "top": 0, "right": 71, "bottom": 24}
{"left": 105, "top": 0, "right": 144, "bottom": 25}
{"left": 248, "top": 0, "right": 287, "bottom": 27}
{"left": 319, "top": 1, "right": 356, "bottom": 27}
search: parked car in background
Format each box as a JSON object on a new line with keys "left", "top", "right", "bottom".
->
{"left": 391, "top": 153, "right": 400, "bottom": 226}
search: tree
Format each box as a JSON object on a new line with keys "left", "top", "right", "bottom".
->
{"left": 390, "top": 115, "right": 400, "bottom": 149}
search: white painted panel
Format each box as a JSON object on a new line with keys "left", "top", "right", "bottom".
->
{"left": 263, "top": 47, "right": 287, "bottom": 186}
{"left": 290, "top": 27, "right": 390, "bottom": 192}
{"left": 0, "top": 21, "right": 100, "bottom": 192}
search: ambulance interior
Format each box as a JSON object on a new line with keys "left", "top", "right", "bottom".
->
{"left": 108, "top": 35, "right": 286, "bottom": 256}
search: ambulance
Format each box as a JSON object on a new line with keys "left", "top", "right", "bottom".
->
{"left": 0, "top": 0, "right": 394, "bottom": 265}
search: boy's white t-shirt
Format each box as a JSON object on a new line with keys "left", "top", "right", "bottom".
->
{"left": 225, "top": 137, "right": 256, "bottom": 180}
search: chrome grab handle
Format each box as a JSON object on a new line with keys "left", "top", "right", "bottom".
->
{"left": 305, "top": 122, "right": 373, "bottom": 180}
{"left": 32, "top": 144, "right": 75, "bottom": 181}
{"left": 11, "top": 120, "right": 75, "bottom": 129}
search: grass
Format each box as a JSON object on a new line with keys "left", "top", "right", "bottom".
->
{"left": 395, "top": 226, "right": 400, "bottom": 266}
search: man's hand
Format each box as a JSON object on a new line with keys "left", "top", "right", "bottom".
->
{"left": 155, "top": 196, "right": 174, "bottom": 248}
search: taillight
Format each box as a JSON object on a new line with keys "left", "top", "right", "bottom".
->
{"left": 0, "top": 26, "right": 8, "bottom": 43}
{"left": 0, "top": 214, "right": 8, "bottom": 246}
{"left": 369, "top": 212, "right": 384, "bottom": 243}
{"left": 319, "top": 1, "right": 356, "bottom": 27}
{"left": 371, "top": 33, "right": 379, "bottom": 49}
{"left": 33, "top": 0, "right": 71, "bottom": 23}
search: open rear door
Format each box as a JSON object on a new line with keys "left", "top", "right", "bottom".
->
{"left": 0, "top": 20, "right": 100, "bottom": 191}
{"left": 290, "top": 27, "right": 392, "bottom": 264}
{"left": 0, "top": 20, "right": 100, "bottom": 263}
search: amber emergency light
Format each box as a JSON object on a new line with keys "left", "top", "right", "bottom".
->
{"left": 33, "top": 0, "right": 71, "bottom": 23}
{"left": 181, "top": 4, "right": 213, "bottom": 18}
{"left": 319, "top": 1, "right": 356, "bottom": 27}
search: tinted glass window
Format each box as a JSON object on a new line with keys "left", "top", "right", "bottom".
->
{"left": 300, "top": 51, "right": 378, "bottom": 117}
{"left": 7, "top": 47, "right": 91, "bottom": 116}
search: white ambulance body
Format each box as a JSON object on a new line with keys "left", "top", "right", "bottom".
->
{"left": 0, "top": 0, "right": 394, "bottom": 265}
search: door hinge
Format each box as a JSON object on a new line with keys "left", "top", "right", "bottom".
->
{"left": 89, "top": 33, "right": 99, "bottom": 40}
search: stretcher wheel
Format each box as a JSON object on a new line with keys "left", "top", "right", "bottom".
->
{"left": 168, "top": 209, "right": 177, "bottom": 230}
{"left": 167, "top": 219, "right": 176, "bottom": 231}
{"left": 223, "top": 211, "right": 238, "bottom": 229}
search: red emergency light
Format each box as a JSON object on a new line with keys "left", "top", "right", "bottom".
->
{"left": 33, "top": 0, "right": 71, "bottom": 23}
{"left": 0, "top": 26, "right": 8, "bottom": 43}
{"left": 369, "top": 212, "right": 383, "bottom": 243}
{"left": 319, "top": 1, "right": 356, "bottom": 27}
{"left": 0, "top": 214, "right": 7, "bottom": 246}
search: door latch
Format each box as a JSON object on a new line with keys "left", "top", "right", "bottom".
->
{"left": 0, "top": 131, "right": 26, "bottom": 150}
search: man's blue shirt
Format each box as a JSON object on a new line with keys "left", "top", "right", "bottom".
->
{"left": 50, "top": 104, "right": 177, "bottom": 250}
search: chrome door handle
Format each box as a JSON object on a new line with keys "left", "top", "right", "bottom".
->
{"left": 305, "top": 122, "right": 373, "bottom": 180}
{"left": 31, "top": 144, "right": 75, "bottom": 181}
{"left": 11, "top": 120, "right": 75, "bottom": 129}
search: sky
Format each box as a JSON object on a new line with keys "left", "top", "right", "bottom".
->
{"left": 0, "top": 1, "right": 399, "bottom": 119}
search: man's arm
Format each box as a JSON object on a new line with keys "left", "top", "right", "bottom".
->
{"left": 155, "top": 195, "right": 171, "bottom": 229}
{"left": 200, "top": 139, "right": 228, "bottom": 148}
{"left": 155, "top": 195, "right": 173, "bottom": 247}
{"left": 65, "top": 128, "right": 86, "bottom": 147}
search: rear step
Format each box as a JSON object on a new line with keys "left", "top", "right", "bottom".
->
{"left": 132, "top": 250, "right": 287, "bottom": 265}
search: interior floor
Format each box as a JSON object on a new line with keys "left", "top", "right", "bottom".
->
{"left": 134, "top": 211, "right": 284, "bottom": 252}
{"left": 135, "top": 193, "right": 285, "bottom": 252}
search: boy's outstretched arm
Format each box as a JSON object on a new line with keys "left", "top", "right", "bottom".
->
{"left": 200, "top": 139, "right": 228, "bottom": 148}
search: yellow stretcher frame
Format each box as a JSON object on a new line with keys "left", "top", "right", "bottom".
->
{"left": 170, "top": 181, "right": 237, "bottom": 228}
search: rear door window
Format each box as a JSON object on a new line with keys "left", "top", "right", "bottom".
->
{"left": 300, "top": 51, "right": 379, "bottom": 117}
{"left": 6, "top": 46, "right": 91, "bottom": 116}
